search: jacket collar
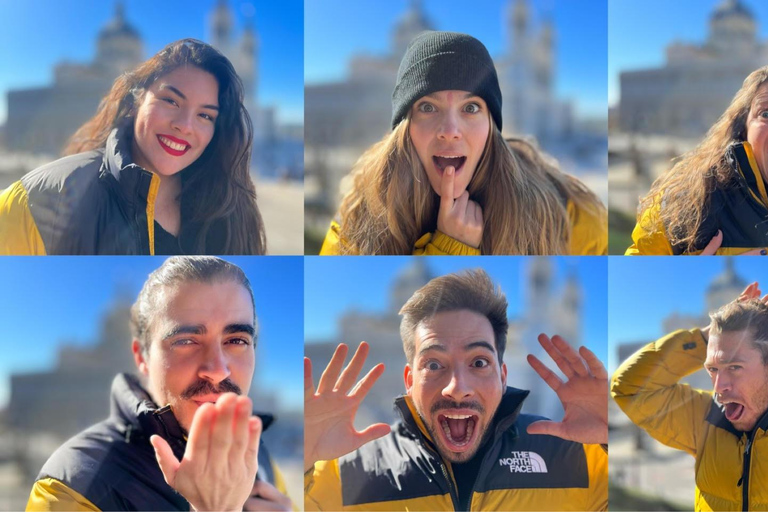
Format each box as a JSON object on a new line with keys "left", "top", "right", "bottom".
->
{"left": 394, "top": 386, "right": 530, "bottom": 445}
{"left": 101, "top": 121, "right": 158, "bottom": 211}
{"left": 110, "top": 373, "right": 276, "bottom": 461}
{"left": 726, "top": 141, "right": 768, "bottom": 209}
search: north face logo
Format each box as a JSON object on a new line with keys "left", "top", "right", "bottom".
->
{"left": 498, "top": 451, "right": 548, "bottom": 473}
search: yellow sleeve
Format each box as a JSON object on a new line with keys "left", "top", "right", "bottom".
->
{"left": 0, "top": 180, "right": 46, "bottom": 255}
{"left": 611, "top": 329, "right": 712, "bottom": 456}
{"left": 567, "top": 200, "right": 607, "bottom": 255}
{"left": 26, "top": 478, "right": 100, "bottom": 511}
{"left": 413, "top": 230, "right": 481, "bottom": 255}
{"left": 319, "top": 221, "right": 480, "bottom": 255}
{"left": 584, "top": 444, "right": 608, "bottom": 511}
{"left": 304, "top": 460, "right": 342, "bottom": 512}
{"left": 319, "top": 222, "right": 343, "bottom": 255}
{"left": 270, "top": 462, "right": 298, "bottom": 511}
{"left": 625, "top": 203, "right": 674, "bottom": 255}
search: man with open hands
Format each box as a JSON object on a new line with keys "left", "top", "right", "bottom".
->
{"left": 304, "top": 269, "right": 608, "bottom": 511}
{"left": 26, "top": 257, "right": 292, "bottom": 511}
{"left": 612, "top": 282, "right": 768, "bottom": 511}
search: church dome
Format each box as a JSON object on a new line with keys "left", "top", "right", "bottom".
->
{"left": 98, "top": 2, "right": 140, "bottom": 42}
{"left": 712, "top": 0, "right": 753, "bottom": 21}
{"left": 707, "top": 258, "right": 747, "bottom": 294}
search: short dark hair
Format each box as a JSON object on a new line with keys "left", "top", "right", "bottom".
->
{"left": 131, "top": 256, "right": 255, "bottom": 354}
{"left": 399, "top": 269, "right": 508, "bottom": 364}
{"left": 709, "top": 299, "right": 768, "bottom": 365}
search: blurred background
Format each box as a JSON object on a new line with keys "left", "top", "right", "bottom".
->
{"left": 608, "top": 256, "right": 762, "bottom": 510}
{"left": 0, "top": 1, "right": 304, "bottom": 254}
{"left": 609, "top": 0, "right": 768, "bottom": 253}
{"left": 304, "top": 0, "right": 608, "bottom": 254}
{"left": 0, "top": 256, "right": 304, "bottom": 510}
{"left": 305, "top": 256, "right": 607, "bottom": 443}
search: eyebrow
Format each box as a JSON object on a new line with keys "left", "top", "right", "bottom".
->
{"left": 162, "top": 323, "right": 255, "bottom": 342}
{"left": 705, "top": 356, "right": 747, "bottom": 366}
{"left": 159, "top": 84, "right": 219, "bottom": 111}
{"left": 417, "top": 340, "right": 496, "bottom": 358}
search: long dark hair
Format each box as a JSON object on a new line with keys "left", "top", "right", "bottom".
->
{"left": 65, "top": 38, "right": 266, "bottom": 255}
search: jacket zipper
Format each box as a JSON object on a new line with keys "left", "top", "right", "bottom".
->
{"left": 438, "top": 461, "right": 460, "bottom": 511}
{"left": 739, "top": 431, "right": 755, "bottom": 511}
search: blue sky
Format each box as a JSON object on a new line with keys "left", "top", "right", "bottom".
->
{"left": 609, "top": 257, "right": 768, "bottom": 372}
{"left": 0, "top": 256, "right": 303, "bottom": 411}
{"left": 0, "top": 0, "right": 303, "bottom": 125}
{"left": 305, "top": 256, "right": 608, "bottom": 365}
{"left": 305, "top": 0, "right": 607, "bottom": 119}
{"left": 609, "top": 0, "right": 768, "bottom": 106}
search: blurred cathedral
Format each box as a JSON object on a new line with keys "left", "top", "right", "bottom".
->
{"left": 2, "top": 1, "right": 302, "bottom": 179}
{"left": 619, "top": 0, "right": 767, "bottom": 135}
{"left": 305, "top": 257, "right": 584, "bottom": 426}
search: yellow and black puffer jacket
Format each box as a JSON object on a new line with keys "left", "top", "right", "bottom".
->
{"left": 612, "top": 329, "right": 768, "bottom": 511}
{"left": 627, "top": 142, "right": 768, "bottom": 255}
{"left": 305, "top": 388, "right": 608, "bottom": 511}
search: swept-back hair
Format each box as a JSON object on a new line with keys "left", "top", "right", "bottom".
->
{"left": 65, "top": 38, "right": 265, "bottom": 254}
{"left": 335, "top": 115, "right": 603, "bottom": 255}
{"left": 130, "top": 256, "right": 256, "bottom": 354}
{"left": 637, "top": 66, "right": 768, "bottom": 252}
{"left": 710, "top": 298, "right": 768, "bottom": 365}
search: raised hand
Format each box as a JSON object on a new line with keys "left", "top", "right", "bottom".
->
{"left": 526, "top": 334, "right": 608, "bottom": 445}
{"left": 304, "top": 342, "right": 391, "bottom": 472}
{"left": 437, "top": 165, "right": 483, "bottom": 249}
{"left": 700, "top": 230, "right": 766, "bottom": 255}
{"left": 150, "top": 393, "right": 261, "bottom": 512}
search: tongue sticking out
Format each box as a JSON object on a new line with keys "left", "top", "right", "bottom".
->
{"left": 725, "top": 403, "right": 744, "bottom": 421}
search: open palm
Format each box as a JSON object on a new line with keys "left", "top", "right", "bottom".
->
{"left": 526, "top": 334, "right": 608, "bottom": 445}
{"left": 304, "top": 342, "right": 390, "bottom": 471}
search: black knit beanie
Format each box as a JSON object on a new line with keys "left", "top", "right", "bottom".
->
{"left": 391, "top": 31, "right": 502, "bottom": 130}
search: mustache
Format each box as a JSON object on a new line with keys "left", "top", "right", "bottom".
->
{"left": 180, "top": 378, "right": 242, "bottom": 400}
{"left": 430, "top": 399, "right": 485, "bottom": 415}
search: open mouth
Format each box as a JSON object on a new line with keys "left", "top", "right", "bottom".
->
{"left": 157, "top": 134, "right": 190, "bottom": 156}
{"left": 433, "top": 155, "right": 466, "bottom": 174}
{"left": 437, "top": 413, "right": 479, "bottom": 450}
{"left": 723, "top": 401, "right": 745, "bottom": 422}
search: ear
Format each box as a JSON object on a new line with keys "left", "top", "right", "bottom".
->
{"left": 500, "top": 362, "right": 507, "bottom": 388}
{"left": 132, "top": 339, "right": 149, "bottom": 376}
{"left": 404, "top": 364, "right": 414, "bottom": 395}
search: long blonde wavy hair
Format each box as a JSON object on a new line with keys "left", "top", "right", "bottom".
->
{"left": 638, "top": 66, "right": 768, "bottom": 253}
{"left": 336, "top": 115, "right": 603, "bottom": 255}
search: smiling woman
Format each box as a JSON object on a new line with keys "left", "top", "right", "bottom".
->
{"left": 0, "top": 39, "right": 266, "bottom": 255}
{"left": 319, "top": 31, "right": 607, "bottom": 255}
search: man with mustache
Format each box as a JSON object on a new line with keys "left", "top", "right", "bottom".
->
{"left": 304, "top": 269, "right": 608, "bottom": 511}
{"left": 612, "top": 282, "right": 768, "bottom": 511}
{"left": 27, "top": 257, "right": 293, "bottom": 511}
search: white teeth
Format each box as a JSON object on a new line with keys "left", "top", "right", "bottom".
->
{"left": 444, "top": 414, "right": 472, "bottom": 419}
{"left": 159, "top": 136, "right": 188, "bottom": 152}
{"left": 436, "top": 155, "right": 462, "bottom": 159}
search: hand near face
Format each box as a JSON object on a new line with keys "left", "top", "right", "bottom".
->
{"left": 437, "top": 165, "right": 483, "bottom": 249}
{"left": 526, "top": 334, "right": 608, "bottom": 445}
{"left": 150, "top": 393, "right": 261, "bottom": 512}
{"left": 244, "top": 480, "right": 293, "bottom": 511}
{"left": 700, "top": 230, "right": 766, "bottom": 255}
{"left": 702, "top": 282, "right": 768, "bottom": 341}
{"left": 304, "top": 342, "right": 391, "bottom": 472}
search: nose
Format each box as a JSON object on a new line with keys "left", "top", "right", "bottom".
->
{"left": 171, "top": 108, "right": 194, "bottom": 136}
{"left": 713, "top": 372, "right": 731, "bottom": 396}
{"left": 437, "top": 111, "right": 461, "bottom": 141}
{"left": 199, "top": 344, "right": 231, "bottom": 386}
{"left": 442, "top": 368, "right": 474, "bottom": 402}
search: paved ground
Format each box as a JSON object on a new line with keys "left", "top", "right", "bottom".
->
{"left": 255, "top": 178, "right": 304, "bottom": 255}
